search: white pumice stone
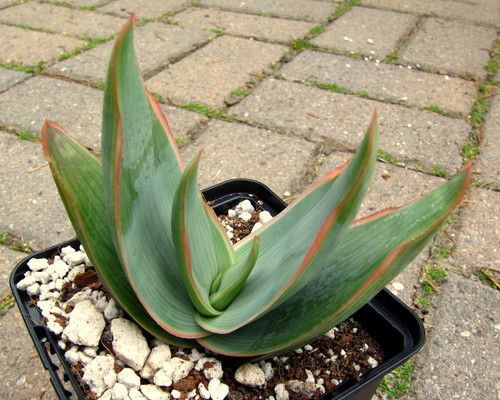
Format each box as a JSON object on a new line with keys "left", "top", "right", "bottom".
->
{"left": 60, "top": 246, "right": 76, "bottom": 257}
{"left": 53, "top": 259, "right": 70, "bottom": 279}
{"left": 112, "top": 382, "right": 129, "bottom": 400}
{"left": 208, "top": 378, "right": 229, "bottom": 400}
{"left": 27, "top": 257, "right": 49, "bottom": 271}
{"left": 118, "top": 368, "right": 141, "bottom": 389}
{"left": 153, "top": 368, "right": 172, "bottom": 387}
{"left": 104, "top": 298, "right": 121, "bottom": 320}
{"left": 227, "top": 209, "right": 237, "bottom": 218}
{"left": 66, "top": 290, "right": 90, "bottom": 306}
{"left": 62, "top": 299, "right": 105, "bottom": 347}
{"left": 63, "top": 251, "right": 86, "bottom": 267}
{"left": 165, "top": 357, "right": 194, "bottom": 383}
{"left": 286, "top": 380, "right": 325, "bottom": 397}
{"left": 141, "top": 344, "right": 171, "bottom": 379}
{"left": 367, "top": 356, "right": 378, "bottom": 368}
{"left": 198, "top": 383, "right": 210, "bottom": 399}
{"left": 226, "top": 231, "right": 234, "bottom": 240}
{"left": 33, "top": 270, "right": 51, "bottom": 284}
{"left": 197, "top": 357, "right": 223, "bottom": 380}
{"left": 83, "top": 346, "right": 98, "bottom": 358}
{"left": 235, "top": 363, "right": 266, "bottom": 387}
{"left": 141, "top": 384, "right": 171, "bottom": 400}
{"left": 47, "top": 320, "right": 64, "bottom": 335}
{"left": 187, "top": 348, "right": 203, "bottom": 362}
{"left": 304, "top": 345, "right": 313, "bottom": 351}
{"left": 259, "top": 361, "right": 274, "bottom": 380}
{"left": 111, "top": 318, "right": 151, "bottom": 371}
{"left": 171, "top": 389, "right": 182, "bottom": 399}
{"left": 238, "top": 211, "right": 252, "bottom": 222}
{"left": 186, "top": 389, "right": 197, "bottom": 399}
{"left": 67, "top": 265, "right": 86, "bottom": 281}
{"left": 129, "top": 388, "right": 147, "bottom": 400}
{"left": 77, "top": 351, "right": 95, "bottom": 365}
{"left": 236, "top": 200, "right": 254, "bottom": 213}
{"left": 16, "top": 275, "right": 37, "bottom": 290}
{"left": 305, "top": 369, "right": 315, "bottom": 383}
{"left": 251, "top": 222, "right": 263, "bottom": 232}
{"left": 275, "top": 383, "right": 289, "bottom": 400}
{"left": 65, "top": 348, "right": 80, "bottom": 366}
{"left": 26, "top": 282, "right": 40, "bottom": 296}
{"left": 99, "top": 389, "right": 113, "bottom": 400}
{"left": 82, "top": 355, "right": 117, "bottom": 397}
{"left": 259, "top": 211, "right": 273, "bottom": 224}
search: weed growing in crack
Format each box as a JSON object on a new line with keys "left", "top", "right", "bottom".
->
{"left": 378, "top": 361, "right": 417, "bottom": 398}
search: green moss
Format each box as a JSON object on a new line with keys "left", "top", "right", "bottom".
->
{"left": 308, "top": 26, "right": 325, "bottom": 36}
{"left": 331, "top": 0, "right": 362, "bottom": 19}
{"left": 460, "top": 142, "right": 480, "bottom": 162}
{"left": 289, "top": 38, "right": 318, "bottom": 51}
{"left": 58, "top": 36, "right": 113, "bottom": 61}
{"left": 379, "top": 361, "right": 417, "bottom": 398}
{"left": 18, "top": 131, "right": 39, "bottom": 142}
{"left": 181, "top": 103, "right": 236, "bottom": 121}
{"left": 424, "top": 104, "right": 445, "bottom": 115}
{"left": 311, "top": 81, "right": 350, "bottom": 94}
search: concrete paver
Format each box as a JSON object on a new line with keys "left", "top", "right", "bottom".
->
{"left": 311, "top": 7, "right": 417, "bottom": 58}
{"left": 399, "top": 18, "right": 497, "bottom": 79}
{"left": 0, "top": 132, "right": 74, "bottom": 250}
{"left": 476, "top": 92, "right": 500, "bottom": 188}
{"left": 98, "top": 0, "right": 190, "bottom": 19}
{"left": 364, "top": 0, "right": 500, "bottom": 26}
{"left": 452, "top": 188, "right": 500, "bottom": 272}
{"left": 147, "top": 35, "right": 287, "bottom": 107}
{"left": 0, "top": 24, "right": 84, "bottom": 66}
{"left": 0, "top": 246, "right": 25, "bottom": 297}
{"left": 0, "top": 307, "right": 59, "bottom": 400}
{"left": 173, "top": 7, "right": 315, "bottom": 43}
{"left": 409, "top": 272, "right": 499, "bottom": 400}
{"left": 200, "top": 0, "right": 337, "bottom": 22}
{"left": 232, "top": 79, "right": 470, "bottom": 174}
{"left": 0, "top": 76, "right": 103, "bottom": 151}
{"left": 0, "top": 2, "right": 124, "bottom": 38}
{"left": 180, "top": 119, "right": 318, "bottom": 196}
{"left": 47, "top": 22, "right": 215, "bottom": 84}
{"left": 280, "top": 50, "right": 476, "bottom": 115}
{"left": 0, "top": 67, "right": 29, "bottom": 92}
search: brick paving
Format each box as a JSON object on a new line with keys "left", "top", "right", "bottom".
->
{"left": 0, "top": 1, "right": 498, "bottom": 399}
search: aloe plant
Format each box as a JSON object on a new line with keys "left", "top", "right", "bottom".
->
{"left": 41, "top": 16, "right": 471, "bottom": 359}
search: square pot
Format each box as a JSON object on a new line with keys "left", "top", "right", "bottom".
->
{"left": 10, "top": 179, "right": 425, "bottom": 400}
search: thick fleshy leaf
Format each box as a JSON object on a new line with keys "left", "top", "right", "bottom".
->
{"left": 171, "top": 152, "right": 235, "bottom": 317}
{"left": 41, "top": 121, "right": 193, "bottom": 346}
{"left": 209, "top": 237, "right": 260, "bottom": 311}
{"left": 102, "top": 16, "right": 206, "bottom": 338}
{"left": 196, "top": 114, "right": 378, "bottom": 334}
{"left": 198, "top": 164, "right": 472, "bottom": 356}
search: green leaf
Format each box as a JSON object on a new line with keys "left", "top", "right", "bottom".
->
{"left": 41, "top": 121, "right": 193, "bottom": 347}
{"left": 198, "top": 164, "right": 472, "bottom": 356}
{"left": 171, "top": 152, "right": 235, "bottom": 317}
{"left": 209, "top": 237, "right": 260, "bottom": 311}
{"left": 102, "top": 16, "right": 206, "bottom": 338}
{"left": 196, "top": 113, "right": 378, "bottom": 334}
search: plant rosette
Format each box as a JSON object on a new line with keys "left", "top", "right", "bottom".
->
{"left": 12, "top": 13, "right": 471, "bottom": 400}
{"left": 13, "top": 188, "right": 389, "bottom": 400}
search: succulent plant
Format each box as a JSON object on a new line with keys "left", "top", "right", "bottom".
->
{"left": 41, "top": 16, "right": 471, "bottom": 359}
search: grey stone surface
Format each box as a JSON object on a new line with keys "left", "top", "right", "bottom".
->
{"left": 0, "top": 67, "right": 29, "bottom": 92}
{"left": 180, "top": 119, "right": 318, "bottom": 196}
{"left": 0, "top": 133, "right": 75, "bottom": 250}
{"left": 201, "top": 0, "right": 337, "bottom": 22}
{"left": 0, "top": 0, "right": 14, "bottom": 9}
{"left": 147, "top": 35, "right": 286, "bottom": 107}
{"left": 0, "top": 76, "right": 103, "bottom": 152}
{"left": 0, "top": 2, "right": 124, "bottom": 38}
{"left": 0, "top": 24, "right": 84, "bottom": 65}
{"left": 409, "top": 272, "right": 500, "bottom": 400}
{"left": 0, "top": 307, "right": 59, "bottom": 400}
{"left": 280, "top": 51, "right": 476, "bottom": 115}
{"left": 452, "top": 188, "right": 500, "bottom": 272}
{"left": 98, "top": 0, "right": 189, "bottom": 18}
{"left": 476, "top": 93, "right": 500, "bottom": 188}
{"left": 173, "top": 7, "right": 315, "bottom": 43}
{"left": 399, "top": 18, "right": 496, "bottom": 79}
{"left": 311, "top": 7, "right": 417, "bottom": 58}
{"left": 45, "top": 0, "right": 110, "bottom": 6}
{"left": 364, "top": 0, "right": 500, "bottom": 26}
{"left": 160, "top": 104, "right": 208, "bottom": 143}
{"left": 232, "top": 79, "right": 470, "bottom": 174}
{"left": 0, "top": 246, "right": 26, "bottom": 297}
{"left": 48, "top": 22, "right": 215, "bottom": 84}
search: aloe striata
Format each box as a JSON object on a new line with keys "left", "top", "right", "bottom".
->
{"left": 41, "top": 16, "right": 471, "bottom": 359}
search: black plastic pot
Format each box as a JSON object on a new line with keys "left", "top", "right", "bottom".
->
{"left": 10, "top": 179, "right": 425, "bottom": 400}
